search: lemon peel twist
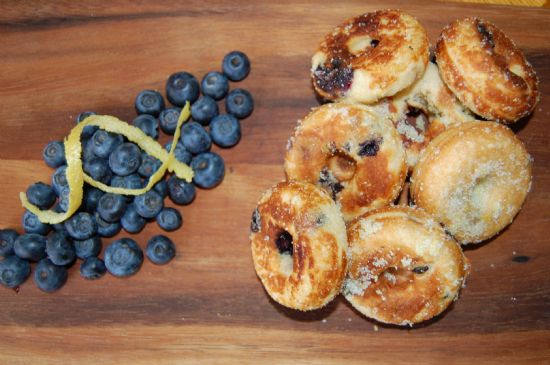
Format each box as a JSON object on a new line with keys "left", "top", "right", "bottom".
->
{"left": 20, "top": 102, "right": 192, "bottom": 224}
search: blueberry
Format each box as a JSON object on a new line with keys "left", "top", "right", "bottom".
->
{"left": 33, "top": 258, "right": 68, "bottom": 293}
{"left": 77, "top": 111, "right": 98, "bottom": 140}
{"left": 46, "top": 231, "right": 76, "bottom": 266}
{"left": 84, "top": 157, "right": 112, "bottom": 184}
{"left": 157, "top": 208, "right": 182, "bottom": 232}
{"left": 146, "top": 235, "right": 176, "bottom": 265}
{"left": 135, "top": 89, "right": 165, "bottom": 117}
{"left": 64, "top": 212, "right": 97, "bottom": 240}
{"left": 82, "top": 138, "right": 97, "bottom": 162}
{"left": 42, "top": 141, "right": 66, "bottom": 168}
{"left": 22, "top": 210, "right": 51, "bottom": 235}
{"left": 222, "top": 51, "right": 251, "bottom": 81}
{"left": 94, "top": 212, "right": 122, "bottom": 238}
{"left": 121, "top": 204, "right": 146, "bottom": 234}
{"left": 109, "top": 143, "right": 142, "bottom": 176}
{"left": 83, "top": 187, "right": 104, "bottom": 213}
{"left": 133, "top": 114, "right": 159, "bottom": 139}
{"left": 80, "top": 257, "right": 107, "bottom": 280}
{"left": 0, "top": 256, "right": 31, "bottom": 288}
{"left": 166, "top": 72, "right": 200, "bottom": 107}
{"left": 111, "top": 174, "right": 143, "bottom": 190}
{"left": 210, "top": 114, "right": 241, "bottom": 148}
{"left": 57, "top": 186, "right": 70, "bottom": 212}
{"left": 77, "top": 111, "right": 96, "bottom": 123}
{"left": 138, "top": 153, "right": 161, "bottom": 178}
{"left": 26, "top": 182, "right": 56, "bottom": 209}
{"left": 159, "top": 107, "right": 182, "bottom": 135}
{"left": 201, "top": 71, "right": 229, "bottom": 100}
{"left": 51, "top": 165, "right": 68, "bottom": 195}
{"left": 165, "top": 141, "right": 192, "bottom": 164}
{"left": 52, "top": 205, "right": 69, "bottom": 233}
{"left": 191, "top": 152, "right": 225, "bottom": 189}
{"left": 167, "top": 175, "right": 196, "bottom": 205}
{"left": 154, "top": 180, "right": 169, "bottom": 198}
{"left": 97, "top": 193, "right": 127, "bottom": 222}
{"left": 74, "top": 236, "right": 102, "bottom": 260}
{"left": 181, "top": 121, "right": 211, "bottom": 155}
{"left": 134, "top": 190, "right": 163, "bottom": 219}
{"left": 104, "top": 238, "right": 143, "bottom": 277}
{"left": 0, "top": 229, "right": 18, "bottom": 257}
{"left": 14, "top": 233, "right": 47, "bottom": 261}
{"left": 225, "top": 88, "right": 254, "bottom": 119}
{"left": 191, "top": 96, "right": 219, "bottom": 126}
{"left": 91, "top": 130, "right": 124, "bottom": 159}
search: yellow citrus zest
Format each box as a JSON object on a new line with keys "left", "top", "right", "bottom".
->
{"left": 20, "top": 102, "right": 192, "bottom": 224}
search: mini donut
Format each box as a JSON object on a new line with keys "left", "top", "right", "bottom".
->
{"left": 388, "top": 62, "right": 476, "bottom": 168}
{"left": 343, "top": 205, "right": 469, "bottom": 326}
{"left": 311, "top": 9, "right": 430, "bottom": 104}
{"left": 250, "top": 180, "right": 348, "bottom": 311}
{"left": 411, "top": 121, "right": 532, "bottom": 244}
{"left": 435, "top": 17, "right": 540, "bottom": 123}
{"left": 284, "top": 102, "right": 407, "bottom": 222}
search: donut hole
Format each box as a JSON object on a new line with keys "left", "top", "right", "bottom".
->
{"left": 275, "top": 230, "right": 293, "bottom": 255}
{"left": 275, "top": 230, "right": 294, "bottom": 277}
{"left": 381, "top": 267, "right": 412, "bottom": 287}
{"left": 327, "top": 152, "right": 357, "bottom": 182}
{"left": 381, "top": 265, "right": 430, "bottom": 287}
{"left": 347, "top": 35, "right": 380, "bottom": 55}
{"left": 471, "top": 175, "right": 494, "bottom": 210}
{"left": 508, "top": 64, "right": 525, "bottom": 79}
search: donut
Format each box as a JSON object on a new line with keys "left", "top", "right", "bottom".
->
{"left": 388, "top": 62, "right": 476, "bottom": 168}
{"left": 250, "top": 180, "right": 348, "bottom": 311}
{"left": 311, "top": 9, "right": 429, "bottom": 104}
{"left": 284, "top": 102, "right": 407, "bottom": 221}
{"left": 411, "top": 121, "right": 532, "bottom": 244}
{"left": 343, "top": 205, "right": 469, "bottom": 326}
{"left": 435, "top": 17, "right": 540, "bottom": 123}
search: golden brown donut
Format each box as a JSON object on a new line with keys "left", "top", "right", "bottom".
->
{"left": 343, "top": 205, "right": 469, "bottom": 326}
{"left": 250, "top": 180, "right": 348, "bottom": 311}
{"left": 435, "top": 17, "right": 540, "bottom": 123}
{"left": 284, "top": 102, "right": 407, "bottom": 222}
{"left": 311, "top": 9, "right": 429, "bottom": 104}
{"left": 388, "top": 62, "right": 476, "bottom": 168}
{"left": 411, "top": 121, "right": 532, "bottom": 244}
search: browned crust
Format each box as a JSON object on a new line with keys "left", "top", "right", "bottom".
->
{"left": 410, "top": 121, "right": 533, "bottom": 244}
{"left": 311, "top": 9, "right": 429, "bottom": 102}
{"left": 284, "top": 103, "right": 407, "bottom": 221}
{"left": 250, "top": 181, "right": 348, "bottom": 310}
{"left": 436, "top": 17, "right": 540, "bottom": 123}
{"left": 344, "top": 206, "right": 468, "bottom": 325}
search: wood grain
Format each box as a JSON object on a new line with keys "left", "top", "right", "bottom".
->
{"left": 0, "top": 1, "right": 549, "bottom": 364}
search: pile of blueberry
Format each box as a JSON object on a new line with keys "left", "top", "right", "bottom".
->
{"left": 0, "top": 51, "right": 253, "bottom": 292}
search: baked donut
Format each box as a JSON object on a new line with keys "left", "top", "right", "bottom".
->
{"left": 435, "top": 17, "right": 539, "bottom": 123}
{"left": 250, "top": 180, "right": 348, "bottom": 311}
{"left": 388, "top": 62, "right": 476, "bottom": 168}
{"left": 411, "top": 121, "right": 532, "bottom": 244}
{"left": 311, "top": 9, "right": 429, "bottom": 104}
{"left": 343, "top": 205, "right": 469, "bottom": 326}
{"left": 284, "top": 103, "right": 407, "bottom": 222}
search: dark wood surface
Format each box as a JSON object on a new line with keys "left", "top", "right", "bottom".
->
{"left": 0, "top": 1, "right": 549, "bottom": 364}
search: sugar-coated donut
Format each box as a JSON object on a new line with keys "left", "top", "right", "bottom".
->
{"left": 343, "top": 205, "right": 469, "bottom": 326}
{"left": 284, "top": 103, "right": 407, "bottom": 222}
{"left": 388, "top": 62, "right": 476, "bottom": 168}
{"left": 311, "top": 9, "right": 429, "bottom": 104}
{"left": 411, "top": 121, "right": 532, "bottom": 244}
{"left": 250, "top": 180, "right": 348, "bottom": 311}
{"left": 435, "top": 17, "right": 539, "bottom": 123}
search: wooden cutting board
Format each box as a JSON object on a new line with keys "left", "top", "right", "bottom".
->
{"left": 1, "top": 1, "right": 549, "bottom": 364}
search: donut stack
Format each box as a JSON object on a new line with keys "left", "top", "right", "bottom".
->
{"left": 250, "top": 9, "right": 538, "bottom": 326}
